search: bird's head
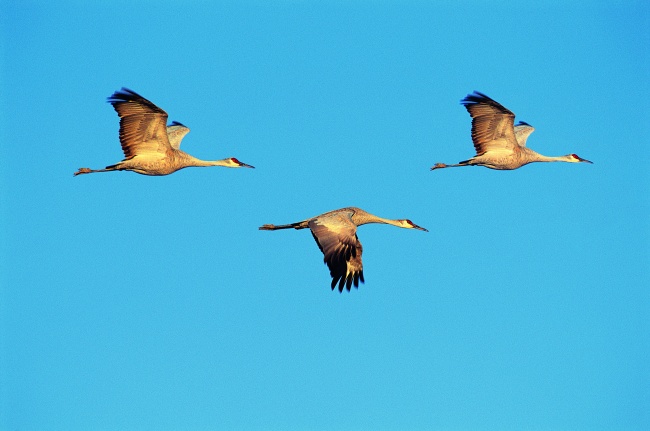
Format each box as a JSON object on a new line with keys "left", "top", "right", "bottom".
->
{"left": 399, "top": 219, "right": 429, "bottom": 232}
{"left": 567, "top": 153, "right": 593, "bottom": 164}
{"left": 225, "top": 157, "right": 255, "bottom": 168}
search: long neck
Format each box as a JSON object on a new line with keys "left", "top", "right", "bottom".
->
{"left": 526, "top": 150, "right": 572, "bottom": 163}
{"left": 185, "top": 156, "right": 233, "bottom": 168}
{"left": 537, "top": 155, "right": 570, "bottom": 163}
{"left": 351, "top": 209, "right": 403, "bottom": 228}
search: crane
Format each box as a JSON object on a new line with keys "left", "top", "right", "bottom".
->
{"left": 430, "top": 91, "right": 592, "bottom": 171}
{"left": 259, "top": 207, "right": 428, "bottom": 292}
{"left": 74, "top": 88, "right": 255, "bottom": 176}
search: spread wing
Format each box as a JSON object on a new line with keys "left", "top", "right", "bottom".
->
{"left": 308, "top": 211, "right": 365, "bottom": 292}
{"left": 461, "top": 91, "right": 518, "bottom": 155}
{"left": 513, "top": 121, "right": 535, "bottom": 147}
{"left": 107, "top": 88, "right": 173, "bottom": 159}
{"left": 166, "top": 121, "right": 191, "bottom": 150}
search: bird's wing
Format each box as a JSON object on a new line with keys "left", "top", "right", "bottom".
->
{"left": 166, "top": 121, "right": 191, "bottom": 150}
{"left": 461, "top": 91, "right": 518, "bottom": 155}
{"left": 513, "top": 121, "right": 535, "bottom": 147}
{"left": 308, "top": 211, "right": 365, "bottom": 292}
{"left": 107, "top": 88, "right": 173, "bottom": 159}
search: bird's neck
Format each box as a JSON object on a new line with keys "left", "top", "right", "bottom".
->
{"left": 531, "top": 153, "right": 571, "bottom": 163}
{"left": 376, "top": 217, "right": 404, "bottom": 228}
{"left": 353, "top": 213, "right": 403, "bottom": 228}
{"left": 187, "top": 157, "right": 233, "bottom": 168}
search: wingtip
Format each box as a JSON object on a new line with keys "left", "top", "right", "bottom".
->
{"left": 460, "top": 90, "right": 491, "bottom": 105}
{"left": 106, "top": 87, "right": 154, "bottom": 107}
{"left": 107, "top": 87, "right": 138, "bottom": 103}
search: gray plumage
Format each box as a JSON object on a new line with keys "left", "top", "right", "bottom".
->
{"left": 431, "top": 91, "right": 592, "bottom": 171}
{"left": 74, "top": 88, "right": 254, "bottom": 176}
{"left": 260, "top": 207, "right": 428, "bottom": 292}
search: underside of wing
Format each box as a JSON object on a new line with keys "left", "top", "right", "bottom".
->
{"left": 461, "top": 91, "right": 518, "bottom": 155}
{"left": 107, "top": 88, "right": 173, "bottom": 159}
{"left": 167, "top": 121, "right": 190, "bottom": 149}
{"left": 308, "top": 212, "right": 365, "bottom": 292}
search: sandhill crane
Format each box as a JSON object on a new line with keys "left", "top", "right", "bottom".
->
{"left": 259, "top": 207, "right": 428, "bottom": 292}
{"left": 74, "top": 88, "right": 254, "bottom": 176}
{"left": 430, "top": 91, "right": 592, "bottom": 171}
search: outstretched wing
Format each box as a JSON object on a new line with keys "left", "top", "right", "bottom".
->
{"left": 166, "top": 121, "right": 190, "bottom": 150}
{"left": 308, "top": 210, "right": 365, "bottom": 292}
{"left": 107, "top": 88, "right": 173, "bottom": 159}
{"left": 513, "top": 121, "right": 535, "bottom": 147}
{"left": 461, "top": 91, "right": 518, "bottom": 155}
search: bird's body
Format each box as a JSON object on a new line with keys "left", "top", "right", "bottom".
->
{"left": 74, "top": 88, "right": 254, "bottom": 176}
{"left": 431, "top": 91, "right": 592, "bottom": 171}
{"left": 260, "top": 207, "right": 427, "bottom": 292}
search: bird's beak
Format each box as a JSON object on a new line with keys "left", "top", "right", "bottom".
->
{"left": 579, "top": 157, "right": 593, "bottom": 164}
{"left": 413, "top": 224, "right": 429, "bottom": 232}
{"left": 239, "top": 162, "right": 255, "bottom": 168}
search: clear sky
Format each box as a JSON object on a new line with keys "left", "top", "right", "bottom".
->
{"left": 1, "top": 1, "right": 648, "bottom": 430}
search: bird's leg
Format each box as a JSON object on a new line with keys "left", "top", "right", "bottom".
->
{"left": 430, "top": 162, "right": 470, "bottom": 170}
{"left": 73, "top": 167, "right": 113, "bottom": 176}
{"left": 259, "top": 221, "right": 308, "bottom": 230}
{"left": 74, "top": 168, "right": 92, "bottom": 176}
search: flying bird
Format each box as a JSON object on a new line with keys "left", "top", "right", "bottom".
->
{"left": 430, "top": 91, "right": 592, "bottom": 171}
{"left": 259, "top": 207, "right": 428, "bottom": 292}
{"left": 74, "top": 88, "right": 254, "bottom": 176}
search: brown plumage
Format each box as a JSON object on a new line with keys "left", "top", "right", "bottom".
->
{"left": 74, "top": 88, "right": 254, "bottom": 176}
{"left": 430, "top": 91, "right": 592, "bottom": 171}
{"left": 259, "top": 207, "right": 428, "bottom": 292}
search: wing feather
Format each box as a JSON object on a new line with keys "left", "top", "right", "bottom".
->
{"left": 461, "top": 91, "right": 518, "bottom": 155}
{"left": 513, "top": 121, "right": 535, "bottom": 147}
{"left": 308, "top": 211, "right": 365, "bottom": 292}
{"left": 166, "top": 121, "right": 190, "bottom": 150}
{"left": 107, "top": 88, "right": 173, "bottom": 159}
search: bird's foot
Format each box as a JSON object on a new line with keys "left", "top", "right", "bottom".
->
{"left": 74, "top": 168, "right": 92, "bottom": 176}
{"left": 430, "top": 163, "right": 447, "bottom": 171}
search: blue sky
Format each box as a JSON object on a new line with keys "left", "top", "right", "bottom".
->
{"left": 1, "top": 1, "right": 648, "bottom": 430}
